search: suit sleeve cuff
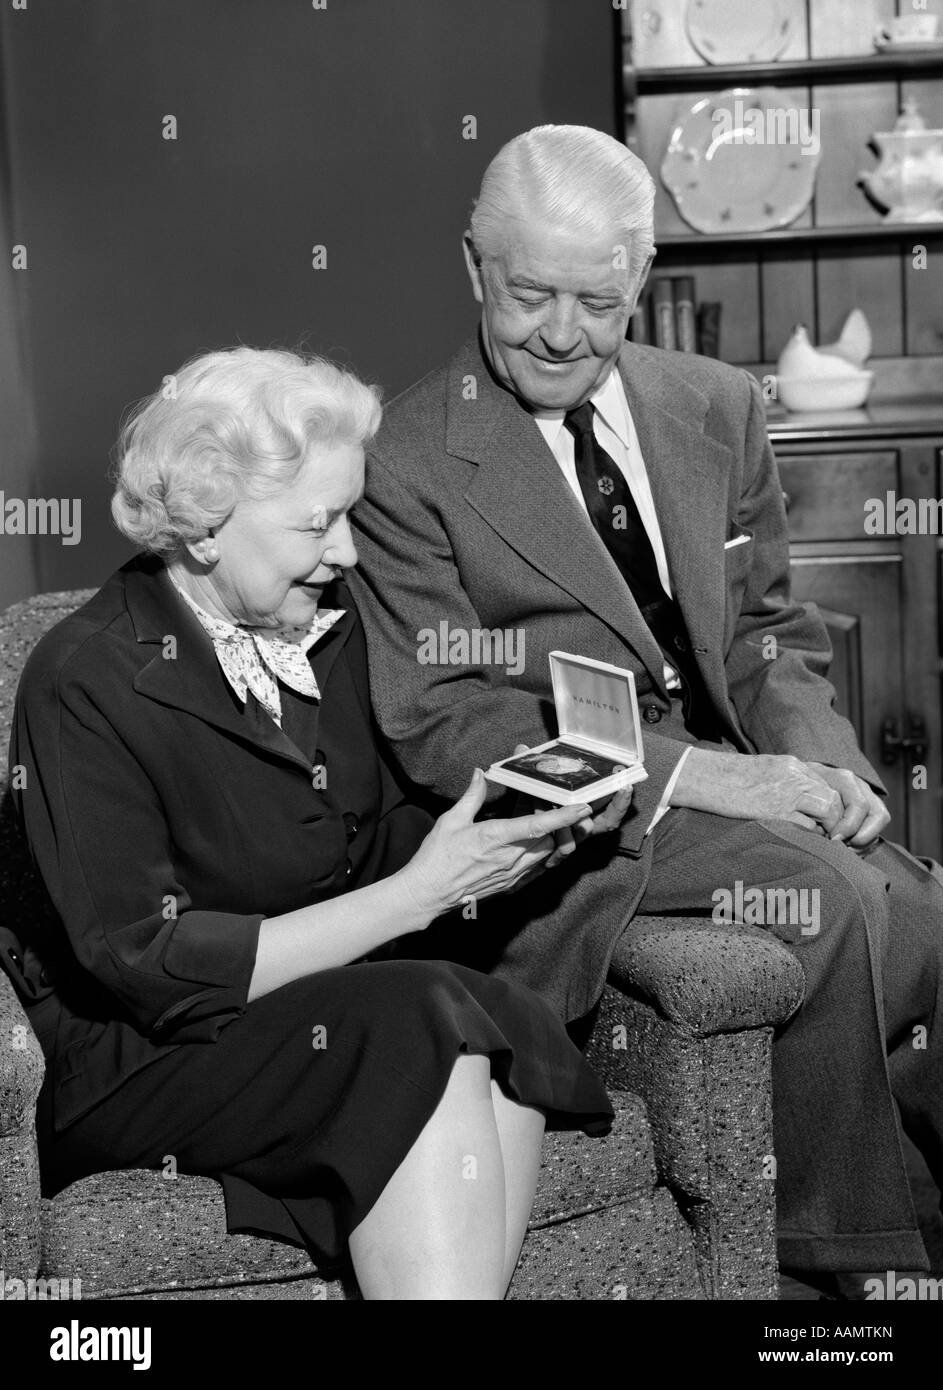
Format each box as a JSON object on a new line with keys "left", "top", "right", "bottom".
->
{"left": 643, "top": 745, "right": 694, "bottom": 837}
{"left": 148, "top": 910, "right": 264, "bottom": 1041}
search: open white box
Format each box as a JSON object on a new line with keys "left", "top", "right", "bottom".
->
{"left": 484, "top": 651, "right": 648, "bottom": 805}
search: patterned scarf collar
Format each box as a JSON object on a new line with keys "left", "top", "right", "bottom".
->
{"left": 166, "top": 568, "right": 344, "bottom": 728}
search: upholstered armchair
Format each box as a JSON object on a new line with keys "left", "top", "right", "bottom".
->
{"left": 0, "top": 590, "right": 804, "bottom": 1301}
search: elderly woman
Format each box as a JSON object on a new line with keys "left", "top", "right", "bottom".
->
{"left": 11, "top": 347, "right": 614, "bottom": 1301}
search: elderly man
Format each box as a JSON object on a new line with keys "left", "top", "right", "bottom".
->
{"left": 347, "top": 125, "right": 943, "bottom": 1287}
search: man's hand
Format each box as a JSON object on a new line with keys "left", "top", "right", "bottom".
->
{"left": 507, "top": 744, "right": 635, "bottom": 869}
{"left": 545, "top": 785, "right": 635, "bottom": 867}
{"left": 670, "top": 749, "right": 847, "bottom": 834}
{"left": 805, "top": 763, "right": 890, "bottom": 848}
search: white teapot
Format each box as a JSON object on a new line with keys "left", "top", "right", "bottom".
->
{"left": 859, "top": 100, "right": 943, "bottom": 223}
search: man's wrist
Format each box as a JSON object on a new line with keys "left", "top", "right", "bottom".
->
{"left": 669, "top": 747, "right": 739, "bottom": 809}
{"left": 644, "top": 744, "right": 695, "bottom": 835}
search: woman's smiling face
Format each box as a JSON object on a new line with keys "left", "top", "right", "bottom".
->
{"left": 200, "top": 441, "right": 364, "bottom": 630}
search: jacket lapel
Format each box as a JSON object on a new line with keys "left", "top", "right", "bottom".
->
{"left": 307, "top": 581, "right": 357, "bottom": 693}
{"left": 454, "top": 340, "right": 669, "bottom": 692}
{"left": 619, "top": 352, "right": 735, "bottom": 703}
{"left": 123, "top": 557, "right": 354, "bottom": 774}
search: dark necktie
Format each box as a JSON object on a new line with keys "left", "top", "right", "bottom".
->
{"left": 563, "top": 402, "right": 720, "bottom": 741}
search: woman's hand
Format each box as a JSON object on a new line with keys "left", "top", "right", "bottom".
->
{"left": 252, "top": 769, "right": 589, "bottom": 996}
{"left": 397, "top": 769, "right": 591, "bottom": 919}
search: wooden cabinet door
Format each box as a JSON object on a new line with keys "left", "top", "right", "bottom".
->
{"left": 788, "top": 548, "right": 914, "bottom": 846}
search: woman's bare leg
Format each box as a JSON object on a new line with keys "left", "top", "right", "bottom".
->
{"left": 349, "top": 1053, "right": 509, "bottom": 1299}
{"left": 489, "top": 1079, "right": 546, "bottom": 1292}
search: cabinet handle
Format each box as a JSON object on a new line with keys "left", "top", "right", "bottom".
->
{"left": 880, "top": 714, "right": 928, "bottom": 767}
{"left": 781, "top": 489, "right": 792, "bottom": 512}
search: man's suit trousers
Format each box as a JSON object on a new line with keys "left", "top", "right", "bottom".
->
{"left": 635, "top": 807, "right": 941, "bottom": 1273}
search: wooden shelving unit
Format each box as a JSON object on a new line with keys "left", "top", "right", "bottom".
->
{"left": 621, "top": 3, "right": 943, "bottom": 856}
{"left": 629, "top": 51, "right": 943, "bottom": 94}
{"left": 656, "top": 222, "right": 943, "bottom": 252}
{"left": 622, "top": 0, "right": 943, "bottom": 365}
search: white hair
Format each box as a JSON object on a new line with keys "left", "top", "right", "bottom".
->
{"left": 469, "top": 125, "right": 655, "bottom": 282}
{"left": 111, "top": 346, "right": 381, "bottom": 556}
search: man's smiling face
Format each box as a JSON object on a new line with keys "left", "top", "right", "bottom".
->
{"left": 464, "top": 217, "right": 642, "bottom": 411}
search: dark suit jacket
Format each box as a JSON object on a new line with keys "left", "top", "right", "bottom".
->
{"left": 347, "top": 335, "right": 883, "bottom": 1018}
{"left": 10, "top": 554, "right": 429, "bottom": 1131}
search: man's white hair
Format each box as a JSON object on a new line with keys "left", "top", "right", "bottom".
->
{"left": 469, "top": 125, "right": 655, "bottom": 282}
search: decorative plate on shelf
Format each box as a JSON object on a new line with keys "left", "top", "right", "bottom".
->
{"left": 660, "top": 87, "right": 821, "bottom": 234}
{"left": 685, "top": 0, "right": 792, "bottom": 65}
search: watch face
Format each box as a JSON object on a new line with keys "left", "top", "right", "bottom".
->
{"left": 500, "top": 742, "right": 628, "bottom": 792}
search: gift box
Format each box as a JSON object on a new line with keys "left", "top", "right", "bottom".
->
{"left": 484, "top": 651, "right": 648, "bottom": 805}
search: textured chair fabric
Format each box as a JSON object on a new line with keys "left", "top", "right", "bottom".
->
{"left": 0, "top": 979, "right": 45, "bottom": 1281}
{"left": 609, "top": 921, "right": 804, "bottom": 1036}
{"left": 598, "top": 920, "right": 805, "bottom": 1297}
{"left": 0, "top": 590, "right": 805, "bottom": 1300}
{"left": 586, "top": 988, "right": 784, "bottom": 1298}
{"left": 34, "top": 1091, "right": 660, "bottom": 1301}
{"left": 0, "top": 958, "right": 700, "bottom": 1300}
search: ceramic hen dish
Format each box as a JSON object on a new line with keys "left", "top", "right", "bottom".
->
{"left": 777, "top": 374, "right": 874, "bottom": 412}
{"left": 775, "top": 318, "right": 875, "bottom": 413}
{"left": 874, "top": 39, "right": 943, "bottom": 54}
{"left": 661, "top": 87, "right": 821, "bottom": 234}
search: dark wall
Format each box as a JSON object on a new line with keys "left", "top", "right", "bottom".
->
{"left": 1, "top": 0, "right": 617, "bottom": 595}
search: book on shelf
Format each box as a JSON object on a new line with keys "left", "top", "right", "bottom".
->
{"left": 697, "top": 302, "right": 722, "bottom": 359}
{"left": 627, "top": 276, "right": 722, "bottom": 358}
{"left": 651, "top": 277, "right": 677, "bottom": 350}
{"left": 673, "top": 276, "right": 697, "bottom": 353}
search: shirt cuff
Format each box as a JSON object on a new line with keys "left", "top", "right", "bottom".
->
{"left": 643, "top": 745, "right": 694, "bottom": 837}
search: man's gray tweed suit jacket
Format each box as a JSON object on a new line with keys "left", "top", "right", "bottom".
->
{"left": 348, "top": 334, "right": 882, "bottom": 1021}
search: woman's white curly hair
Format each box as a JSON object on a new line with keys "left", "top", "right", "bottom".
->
{"left": 111, "top": 346, "right": 382, "bottom": 556}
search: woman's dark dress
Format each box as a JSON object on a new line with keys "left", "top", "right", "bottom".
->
{"left": 13, "top": 556, "right": 612, "bottom": 1265}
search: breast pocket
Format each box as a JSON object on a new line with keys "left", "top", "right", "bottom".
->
{"left": 723, "top": 530, "right": 755, "bottom": 647}
{"left": 724, "top": 529, "right": 754, "bottom": 579}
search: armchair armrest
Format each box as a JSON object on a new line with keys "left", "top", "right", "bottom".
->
{"left": 0, "top": 964, "right": 46, "bottom": 1280}
{"left": 608, "top": 917, "right": 804, "bottom": 1035}
{"left": 586, "top": 917, "right": 806, "bottom": 1297}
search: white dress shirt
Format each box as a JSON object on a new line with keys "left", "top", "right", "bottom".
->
{"left": 532, "top": 369, "right": 693, "bottom": 833}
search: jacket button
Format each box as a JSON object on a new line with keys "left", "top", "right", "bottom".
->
{"left": 672, "top": 634, "right": 689, "bottom": 653}
{"left": 643, "top": 703, "right": 663, "bottom": 724}
{"left": 342, "top": 812, "right": 360, "bottom": 841}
